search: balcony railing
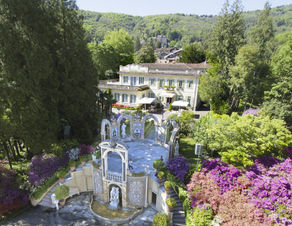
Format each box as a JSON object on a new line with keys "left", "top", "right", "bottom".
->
{"left": 106, "top": 172, "right": 123, "bottom": 183}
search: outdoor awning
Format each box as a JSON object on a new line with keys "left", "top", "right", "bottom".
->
{"left": 172, "top": 101, "right": 188, "bottom": 107}
{"left": 137, "top": 97, "right": 156, "bottom": 104}
{"left": 160, "top": 91, "right": 176, "bottom": 98}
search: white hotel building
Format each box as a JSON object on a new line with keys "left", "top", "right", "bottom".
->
{"left": 98, "top": 62, "right": 209, "bottom": 110}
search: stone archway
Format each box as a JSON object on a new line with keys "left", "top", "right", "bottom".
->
{"left": 163, "top": 119, "right": 178, "bottom": 144}
{"left": 101, "top": 119, "right": 111, "bottom": 141}
{"left": 117, "top": 114, "right": 133, "bottom": 139}
{"left": 141, "top": 114, "right": 159, "bottom": 140}
{"left": 108, "top": 183, "right": 123, "bottom": 208}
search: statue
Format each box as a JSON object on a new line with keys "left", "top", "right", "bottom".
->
{"left": 121, "top": 123, "right": 126, "bottom": 138}
{"left": 112, "top": 128, "right": 117, "bottom": 138}
{"left": 174, "top": 141, "right": 179, "bottom": 156}
{"left": 134, "top": 127, "right": 141, "bottom": 138}
{"left": 109, "top": 186, "right": 119, "bottom": 209}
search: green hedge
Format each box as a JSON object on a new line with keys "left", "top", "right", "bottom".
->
{"left": 31, "top": 174, "right": 58, "bottom": 200}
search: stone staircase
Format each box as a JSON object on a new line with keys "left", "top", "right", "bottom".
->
{"left": 38, "top": 183, "right": 59, "bottom": 209}
{"left": 169, "top": 189, "right": 185, "bottom": 226}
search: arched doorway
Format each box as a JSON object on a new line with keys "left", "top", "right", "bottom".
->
{"left": 108, "top": 184, "right": 122, "bottom": 208}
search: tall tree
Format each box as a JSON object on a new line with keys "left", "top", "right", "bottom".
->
{"left": 88, "top": 42, "right": 119, "bottom": 79}
{"left": 208, "top": 0, "right": 246, "bottom": 76}
{"left": 201, "top": 0, "right": 246, "bottom": 112}
{"left": 229, "top": 45, "right": 272, "bottom": 108}
{"left": 134, "top": 44, "right": 156, "bottom": 63}
{"left": 262, "top": 41, "right": 292, "bottom": 129}
{"left": 180, "top": 42, "right": 206, "bottom": 63}
{"left": 0, "top": 0, "right": 98, "bottom": 155}
{"left": 103, "top": 29, "right": 134, "bottom": 66}
{"left": 249, "top": 2, "right": 274, "bottom": 60}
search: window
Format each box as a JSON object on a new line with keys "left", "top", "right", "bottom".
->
{"left": 152, "top": 192, "right": 157, "bottom": 205}
{"left": 178, "top": 95, "right": 183, "bottom": 100}
{"left": 122, "top": 94, "right": 128, "bottom": 102}
{"left": 168, "top": 79, "right": 174, "bottom": 86}
{"left": 130, "top": 77, "right": 137, "bottom": 86}
{"left": 148, "top": 92, "right": 155, "bottom": 98}
{"left": 150, "top": 78, "right": 156, "bottom": 86}
{"left": 123, "top": 76, "right": 128, "bottom": 83}
{"left": 159, "top": 79, "right": 164, "bottom": 88}
{"left": 139, "top": 77, "right": 144, "bottom": 84}
{"left": 142, "top": 94, "right": 145, "bottom": 98}
{"left": 187, "top": 96, "right": 191, "bottom": 105}
{"left": 178, "top": 80, "right": 184, "bottom": 88}
{"left": 130, "top": 95, "right": 136, "bottom": 103}
{"left": 188, "top": 80, "right": 193, "bottom": 88}
{"left": 114, "top": 93, "right": 120, "bottom": 102}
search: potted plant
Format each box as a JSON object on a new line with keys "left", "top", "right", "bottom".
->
{"left": 153, "top": 159, "right": 164, "bottom": 171}
{"left": 56, "top": 169, "right": 67, "bottom": 183}
{"left": 164, "top": 181, "right": 172, "bottom": 194}
{"left": 166, "top": 197, "right": 176, "bottom": 212}
{"left": 153, "top": 212, "right": 170, "bottom": 226}
{"left": 69, "top": 160, "right": 76, "bottom": 171}
{"left": 92, "top": 161, "right": 99, "bottom": 169}
{"left": 157, "top": 171, "right": 165, "bottom": 183}
{"left": 55, "top": 185, "right": 69, "bottom": 206}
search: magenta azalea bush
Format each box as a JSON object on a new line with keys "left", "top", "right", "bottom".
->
{"left": 167, "top": 156, "right": 189, "bottom": 182}
{"left": 28, "top": 153, "right": 69, "bottom": 186}
{"left": 187, "top": 157, "right": 292, "bottom": 225}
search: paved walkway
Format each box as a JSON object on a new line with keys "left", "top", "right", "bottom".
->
{"left": 3, "top": 193, "right": 158, "bottom": 226}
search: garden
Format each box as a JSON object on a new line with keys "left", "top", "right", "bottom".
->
{"left": 0, "top": 139, "right": 98, "bottom": 222}
{"left": 153, "top": 110, "right": 292, "bottom": 225}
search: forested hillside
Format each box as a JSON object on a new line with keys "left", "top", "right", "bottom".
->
{"left": 80, "top": 4, "right": 292, "bottom": 46}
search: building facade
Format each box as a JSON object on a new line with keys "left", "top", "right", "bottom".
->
{"left": 98, "top": 62, "right": 209, "bottom": 110}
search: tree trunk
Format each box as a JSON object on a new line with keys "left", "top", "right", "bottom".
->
{"left": 14, "top": 139, "right": 22, "bottom": 158}
{"left": 8, "top": 139, "right": 17, "bottom": 161}
{"left": 18, "top": 141, "right": 24, "bottom": 153}
{"left": 3, "top": 142, "right": 13, "bottom": 169}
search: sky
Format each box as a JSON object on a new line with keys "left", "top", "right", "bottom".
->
{"left": 75, "top": 0, "right": 292, "bottom": 16}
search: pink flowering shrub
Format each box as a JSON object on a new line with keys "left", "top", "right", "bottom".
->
{"left": 187, "top": 157, "right": 292, "bottom": 225}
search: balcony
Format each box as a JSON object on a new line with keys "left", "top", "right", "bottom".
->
{"left": 106, "top": 172, "right": 123, "bottom": 183}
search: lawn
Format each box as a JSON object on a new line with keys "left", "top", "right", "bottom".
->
{"left": 179, "top": 137, "right": 200, "bottom": 164}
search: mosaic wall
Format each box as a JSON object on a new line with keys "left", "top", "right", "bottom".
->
{"left": 93, "top": 168, "right": 104, "bottom": 201}
{"left": 127, "top": 176, "right": 147, "bottom": 207}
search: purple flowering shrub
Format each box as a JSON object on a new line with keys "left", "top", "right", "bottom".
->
{"left": 28, "top": 153, "right": 69, "bottom": 187}
{"left": 0, "top": 166, "right": 29, "bottom": 214}
{"left": 242, "top": 108, "right": 260, "bottom": 116}
{"left": 187, "top": 157, "right": 292, "bottom": 225}
{"left": 78, "top": 144, "right": 94, "bottom": 156}
{"left": 202, "top": 159, "right": 241, "bottom": 194}
{"left": 167, "top": 156, "right": 189, "bottom": 182}
{"left": 247, "top": 158, "right": 292, "bottom": 225}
